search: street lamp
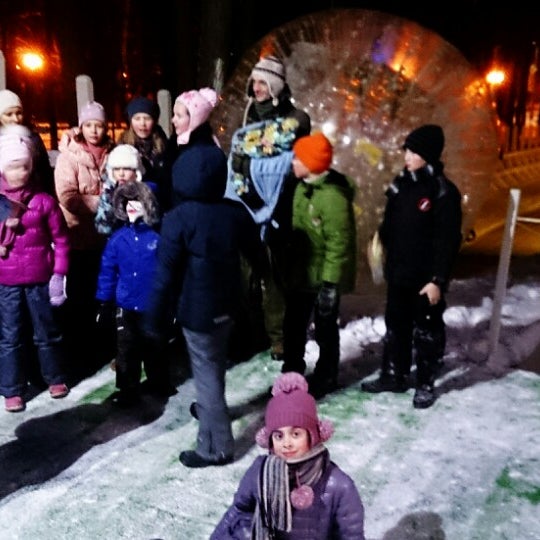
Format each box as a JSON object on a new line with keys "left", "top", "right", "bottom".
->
{"left": 20, "top": 51, "right": 44, "bottom": 72}
{"left": 486, "top": 68, "right": 505, "bottom": 86}
{"left": 15, "top": 48, "right": 58, "bottom": 149}
{"left": 486, "top": 67, "right": 508, "bottom": 155}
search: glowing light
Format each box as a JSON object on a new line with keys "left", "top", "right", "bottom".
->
{"left": 21, "top": 52, "right": 44, "bottom": 72}
{"left": 321, "top": 121, "right": 336, "bottom": 136}
{"left": 486, "top": 69, "right": 505, "bottom": 86}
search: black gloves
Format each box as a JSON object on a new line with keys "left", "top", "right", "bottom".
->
{"left": 231, "top": 153, "right": 264, "bottom": 210}
{"left": 96, "top": 302, "right": 117, "bottom": 328}
{"left": 317, "top": 282, "right": 338, "bottom": 318}
{"left": 231, "top": 153, "right": 251, "bottom": 178}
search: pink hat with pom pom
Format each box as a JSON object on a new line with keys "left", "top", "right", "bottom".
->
{"left": 256, "top": 372, "right": 334, "bottom": 450}
{"left": 175, "top": 87, "right": 218, "bottom": 145}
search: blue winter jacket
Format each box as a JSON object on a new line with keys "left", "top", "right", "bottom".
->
{"left": 211, "top": 454, "right": 365, "bottom": 539}
{"left": 95, "top": 221, "right": 159, "bottom": 311}
{"left": 144, "top": 140, "right": 261, "bottom": 333}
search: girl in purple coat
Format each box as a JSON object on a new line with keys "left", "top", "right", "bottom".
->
{"left": 211, "top": 372, "right": 365, "bottom": 539}
{"left": 0, "top": 130, "right": 70, "bottom": 413}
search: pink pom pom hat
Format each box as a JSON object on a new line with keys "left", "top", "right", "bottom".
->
{"left": 256, "top": 372, "right": 334, "bottom": 449}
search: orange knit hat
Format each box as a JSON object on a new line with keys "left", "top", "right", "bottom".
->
{"left": 293, "top": 132, "right": 333, "bottom": 174}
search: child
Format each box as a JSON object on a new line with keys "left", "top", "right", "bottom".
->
{"left": 0, "top": 130, "right": 70, "bottom": 412}
{"left": 0, "top": 89, "right": 55, "bottom": 196}
{"left": 116, "top": 96, "right": 168, "bottom": 207}
{"left": 211, "top": 372, "right": 365, "bottom": 539}
{"left": 95, "top": 144, "right": 148, "bottom": 236}
{"left": 144, "top": 87, "right": 263, "bottom": 467}
{"left": 361, "top": 124, "right": 462, "bottom": 409}
{"left": 54, "top": 100, "right": 115, "bottom": 379}
{"left": 95, "top": 181, "right": 173, "bottom": 407}
{"left": 282, "top": 133, "right": 357, "bottom": 398}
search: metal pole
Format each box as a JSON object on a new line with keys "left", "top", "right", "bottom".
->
{"left": 157, "top": 89, "right": 172, "bottom": 138}
{"left": 487, "top": 188, "right": 521, "bottom": 363}
{"left": 0, "top": 50, "right": 5, "bottom": 90}
{"left": 75, "top": 74, "right": 94, "bottom": 120}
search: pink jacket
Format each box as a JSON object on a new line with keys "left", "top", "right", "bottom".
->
{"left": 54, "top": 129, "right": 111, "bottom": 250}
{"left": 0, "top": 190, "right": 69, "bottom": 286}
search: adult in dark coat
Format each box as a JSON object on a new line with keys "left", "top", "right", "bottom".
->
{"left": 361, "top": 124, "right": 463, "bottom": 409}
{"left": 231, "top": 55, "right": 312, "bottom": 364}
{"left": 144, "top": 88, "right": 262, "bottom": 468}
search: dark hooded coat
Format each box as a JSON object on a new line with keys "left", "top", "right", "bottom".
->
{"left": 144, "top": 138, "right": 262, "bottom": 334}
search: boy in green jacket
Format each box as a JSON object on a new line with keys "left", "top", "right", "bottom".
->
{"left": 281, "top": 132, "right": 357, "bottom": 398}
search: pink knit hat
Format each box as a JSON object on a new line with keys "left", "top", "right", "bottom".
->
{"left": 0, "top": 132, "right": 32, "bottom": 172}
{"left": 256, "top": 372, "right": 334, "bottom": 449}
{"left": 79, "top": 101, "right": 107, "bottom": 126}
{"left": 175, "top": 87, "right": 218, "bottom": 144}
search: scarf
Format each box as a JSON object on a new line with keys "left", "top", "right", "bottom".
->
{"left": 83, "top": 141, "right": 108, "bottom": 169}
{"left": 253, "top": 99, "right": 277, "bottom": 121}
{"left": 0, "top": 177, "right": 33, "bottom": 256}
{"left": 251, "top": 445, "right": 328, "bottom": 539}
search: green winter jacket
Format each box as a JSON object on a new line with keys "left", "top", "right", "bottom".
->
{"left": 289, "top": 169, "right": 357, "bottom": 293}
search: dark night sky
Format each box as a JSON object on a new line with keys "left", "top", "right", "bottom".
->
{"left": 0, "top": 1, "right": 538, "bottom": 124}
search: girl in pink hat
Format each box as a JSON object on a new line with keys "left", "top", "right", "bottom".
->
{"left": 0, "top": 130, "right": 70, "bottom": 412}
{"left": 54, "top": 100, "right": 116, "bottom": 380}
{"left": 211, "top": 372, "right": 365, "bottom": 539}
{"left": 0, "top": 89, "right": 55, "bottom": 197}
{"left": 160, "top": 87, "right": 220, "bottom": 208}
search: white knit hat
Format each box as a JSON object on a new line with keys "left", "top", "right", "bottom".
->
{"left": 106, "top": 144, "right": 145, "bottom": 182}
{"left": 0, "top": 90, "right": 23, "bottom": 117}
{"left": 247, "top": 56, "right": 286, "bottom": 106}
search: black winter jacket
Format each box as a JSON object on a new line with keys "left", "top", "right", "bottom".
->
{"left": 379, "top": 164, "right": 462, "bottom": 291}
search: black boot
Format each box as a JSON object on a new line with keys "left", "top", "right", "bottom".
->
{"left": 361, "top": 334, "right": 409, "bottom": 393}
{"left": 361, "top": 372, "right": 408, "bottom": 393}
{"left": 413, "top": 356, "right": 440, "bottom": 409}
{"left": 413, "top": 384, "right": 436, "bottom": 409}
{"left": 179, "top": 450, "right": 233, "bottom": 468}
{"left": 308, "top": 374, "right": 338, "bottom": 399}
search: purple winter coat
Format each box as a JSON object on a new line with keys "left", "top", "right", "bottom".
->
{"left": 0, "top": 189, "right": 69, "bottom": 286}
{"left": 211, "top": 454, "right": 365, "bottom": 539}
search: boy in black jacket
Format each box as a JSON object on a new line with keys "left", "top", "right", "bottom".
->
{"left": 361, "top": 124, "right": 462, "bottom": 409}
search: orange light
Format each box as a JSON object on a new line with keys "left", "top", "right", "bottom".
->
{"left": 486, "top": 69, "right": 505, "bottom": 86}
{"left": 21, "top": 52, "right": 44, "bottom": 72}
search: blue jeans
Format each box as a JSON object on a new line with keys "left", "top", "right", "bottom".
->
{"left": 0, "top": 284, "right": 66, "bottom": 397}
{"left": 182, "top": 320, "right": 234, "bottom": 461}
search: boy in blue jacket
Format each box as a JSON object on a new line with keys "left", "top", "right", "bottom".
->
{"left": 96, "top": 181, "right": 174, "bottom": 406}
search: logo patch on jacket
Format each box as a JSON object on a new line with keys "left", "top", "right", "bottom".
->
{"left": 417, "top": 197, "right": 432, "bottom": 212}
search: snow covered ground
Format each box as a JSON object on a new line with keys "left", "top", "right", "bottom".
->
{"left": 0, "top": 255, "right": 539, "bottom": 540}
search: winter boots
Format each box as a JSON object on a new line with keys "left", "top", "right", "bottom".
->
{"left": 412, "top": 355, "right": 441, "bottom": 409}
{"left": 361, "top": 372, "right": 409, "bottom": 393}
{"left": 361, "top": 337, "right": 410, "bottom": 393}
{"left": 413, "top": 384, "right": 436, "bottom": 408}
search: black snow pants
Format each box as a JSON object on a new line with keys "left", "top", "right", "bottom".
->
{"left": 383, "top": 283, "right": 446, "bottom": 387}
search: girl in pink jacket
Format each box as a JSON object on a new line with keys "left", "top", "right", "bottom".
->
{"left": 54, "top": 101, "right": 115, "bottom": 380}
{"left": 0, "top": 130, "right": 70, "bottom": 412}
